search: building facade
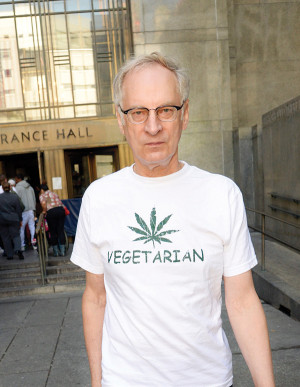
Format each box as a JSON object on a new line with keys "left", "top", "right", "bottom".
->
{"left": 0, "top": 0, "right": 134, "bottom": 199}
{"left": 1, "top": 0, "right": 300, "bottom": 206}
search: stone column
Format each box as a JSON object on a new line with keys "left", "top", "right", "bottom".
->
{"left": 43, "top": 149, "right": 68, "bottom": 199}
{"left": 118, "top": 143, "right": 134, "bottom": 169}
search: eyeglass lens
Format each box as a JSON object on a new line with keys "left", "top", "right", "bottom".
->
{"left": 129, "top": 106, "right": 177, "bottom": 123}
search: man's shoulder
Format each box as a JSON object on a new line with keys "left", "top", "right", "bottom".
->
{"left": 188, "top": 165, "right": 238, "bottom": 191}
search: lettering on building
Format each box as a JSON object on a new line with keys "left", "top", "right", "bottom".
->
{"left": 0, "top": 127, "right": 92, "bottom": 145}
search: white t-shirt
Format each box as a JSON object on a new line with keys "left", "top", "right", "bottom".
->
{"left": 71, "top": 162, "right": 257, "bottom": 387}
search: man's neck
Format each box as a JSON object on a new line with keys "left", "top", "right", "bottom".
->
{"left": 133, "top": 160, "right": 184, "bottom": 178}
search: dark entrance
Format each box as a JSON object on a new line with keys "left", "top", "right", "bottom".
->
{"left": 0, "top": 152, "right": 41, "bottom": 193}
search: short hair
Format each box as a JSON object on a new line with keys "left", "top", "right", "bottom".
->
{"left": 2, "top": 181, "right": 10, "bottom": 192}
{"left": 40, "top": 184, "right": 49, "bottom": 191}
{"left": 113, "top": 52, "right": 190, "bottom": 108}
{"left": 16, "top": 173, "right": 24, "bottom": 180}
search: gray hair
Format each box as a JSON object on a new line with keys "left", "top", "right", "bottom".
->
{"left": 113, "top": 52, "right": 190, "bottom": 108}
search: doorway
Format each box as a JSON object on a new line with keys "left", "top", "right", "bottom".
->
{"left": 0, "top": 152, "right": 42, "bottom": 193}
{"left": 64, "top": 146, "right": 119, "bottom": 198}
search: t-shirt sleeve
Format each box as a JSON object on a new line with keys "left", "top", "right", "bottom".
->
{"left": 223, "top": 184, "right": 257, "bottom": 277}
{"left": 70, "top": 189, "right": 104, "bottom": 274}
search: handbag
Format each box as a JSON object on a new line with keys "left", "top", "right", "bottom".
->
{"left": 64, "top": 206, "right": 70, "bottom": 216}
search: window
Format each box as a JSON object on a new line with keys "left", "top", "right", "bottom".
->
{"left": 0, "top": 0, "right": 132, "bottom": 123}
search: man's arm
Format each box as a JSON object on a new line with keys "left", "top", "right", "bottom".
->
{"left": 82, "top": 271, "right": 106, "bottom": 387}
{"left": 224, "top": 270, "right": 275, "bottom": 386}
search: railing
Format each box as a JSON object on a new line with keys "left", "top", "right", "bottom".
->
{"left": 246, "top": 208, "right": 300, "bottom": 271}
{"left": 35, "top": 213, "right": 48, "bottom": 285}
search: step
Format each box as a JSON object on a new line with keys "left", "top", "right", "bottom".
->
{"left": 46, "top": 265, "right": 84, "bottom": 275}
{"left": 0, "top": 276, "right": 43, "bottom": 288}
{"left": 0, "top": 261, "right": 40, "bottom": 271}
{"left": 46, "top": 271, "right": 85, "bottom": 284}
{"left": 0, "top": 267, "right": 41, "bottom": 280}
{"left": 0, "top": 280, "right": 85, "bottom": 299}
{"left": 47, "top": 257, "right": 74, "bottom": 267}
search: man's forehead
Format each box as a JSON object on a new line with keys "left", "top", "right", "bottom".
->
{"left": 121, "top": 64, "right": 180, "bottom": 104}
{"left": 123, "top": 63, "right": 177, "bottom": 85}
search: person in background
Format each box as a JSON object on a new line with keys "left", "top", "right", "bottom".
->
{"left": 15, "top": 173, "right": 37, "bottom": 251}
{"left": 39, "top": 184, "right": 66, "bottom": 257}
{"left": 0, "top": 174, "right": 7, "bottom": 254}
{"left": 0, "top": 181, "right": 24, "bottom": 260}
{"left": 8, "top": 179, "right": 17, "bottom": 193}
{"left": 0, "top": 174, "right": 7, "bottom": 194}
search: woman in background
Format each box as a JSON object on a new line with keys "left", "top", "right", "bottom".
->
{"left": 39, "top": 184, "right": 66, "bottom": 257}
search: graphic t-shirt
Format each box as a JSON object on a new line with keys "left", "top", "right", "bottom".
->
{"left": 71, "top": 163, "right": 257, "bottom": 387}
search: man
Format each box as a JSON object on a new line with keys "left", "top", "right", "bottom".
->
{"left": 0, "top": 174, "right": 7, "bottom": 254}
{"left": 8, "top": 178, "right": 17, "bottom": 193}
{"left": 15, "top": 174, "right": 37, "bottom": 251}
{"left": 0, "top": 181, "right": 24, "bottom": 260}
{"left": 71, "top": 53, "right": 275, "bottom": 386}
{"left": 0, "top": 174, "right": 7, "bottom": 194}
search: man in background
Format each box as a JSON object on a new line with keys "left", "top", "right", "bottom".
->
{"left": 0, "top": 174, "right": 7, "bottom": 194}
{"left": 15, "top": 174, "right": 37, "bottom": 251}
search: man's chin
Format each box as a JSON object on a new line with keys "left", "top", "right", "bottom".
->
{"left": 138, "top": 154, "right": 175, "bottom": 169}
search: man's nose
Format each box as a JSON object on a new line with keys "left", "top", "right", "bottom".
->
{"left": 144, "top": 110, "right": 162, "bottom": 135}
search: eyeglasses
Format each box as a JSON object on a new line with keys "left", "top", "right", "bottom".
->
{"left": 119, "top": 103, "right": 184, "bottom": 124}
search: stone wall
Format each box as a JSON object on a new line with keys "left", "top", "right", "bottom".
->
{"left": 261, "top": 96, "right": 300, "bottom": 249}
{"left": 130, "top": 0, "right": 300, "bottom": 204}
{"left": 130, "top": 0, "right": 235, "bottom": 178}
{"left": 228, "top": 0, "right": 300, "bottom": 206}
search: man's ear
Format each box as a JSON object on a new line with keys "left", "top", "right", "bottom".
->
{"left": 116, "top": 107, "right": 125, "bottom": 135}
{"left": 182, "top": 99, "right": 189, "bottom": 131}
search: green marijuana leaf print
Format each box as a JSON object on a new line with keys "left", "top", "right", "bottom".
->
{"left": 128, "top": 207, "right": 179, "bottom": 248}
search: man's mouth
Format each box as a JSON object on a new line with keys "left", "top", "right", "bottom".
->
{"left": 145, "top": 142, "right": 164, "bottom": 146}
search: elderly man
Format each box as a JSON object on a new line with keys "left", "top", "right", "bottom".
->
{"left": 71, "top": 53, "right": 275, "bottom": 387}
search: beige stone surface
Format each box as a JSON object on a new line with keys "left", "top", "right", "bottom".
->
{"left": 179, "top": 131, "right": 224, "bottom": 174}
{"left": 0, "top": 117, "right": 123, "bottom": 154}
{"left": 131, "top": 0, "right": 233, "bottom": 176}
{"left": 142, "top": 0, "right": 218, "bottom": 31}
{"left": 232, "top": 1, "right": 300, "bottom": 128}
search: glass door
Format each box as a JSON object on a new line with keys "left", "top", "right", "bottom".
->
{"left": 65, "top": 146, "right": 118, "bottom": 198}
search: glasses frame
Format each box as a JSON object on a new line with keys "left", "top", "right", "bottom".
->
{"left": 119, "top": 103, "right": 184, "bottom": 124}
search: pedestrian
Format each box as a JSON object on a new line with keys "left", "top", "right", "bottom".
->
{"left": 0, "top": 174, "right": 7, "bottom": 194}
{"left": 15, "top": 173, "right": 37, "bottom": 250}
{"left": 71, "top": 52, "right": 275, "bottom": 387}
{"left": 0, "top": 181, "right": 24, "bottom": 260}
{"left": 0, "top": 174, "right": 7, "bottom": 254}
{"left": 39, "top": 184, "right": 66, "bottom": 257}
{"left": 8, "top": 178, "right": 17, "bottom": 193}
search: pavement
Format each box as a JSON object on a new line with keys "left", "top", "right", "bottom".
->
{"left": 0, "top": 234, "right": 299, "bottom": 386}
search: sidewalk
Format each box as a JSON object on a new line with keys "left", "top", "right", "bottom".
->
{"left": 0, "top": 234, "right": 300, "bottom": 386}
{"left": 0, "top": 289, "right": 299, "bottom": 386}
{"left": 251, "top": 232, "right": 300, "bottom": 320}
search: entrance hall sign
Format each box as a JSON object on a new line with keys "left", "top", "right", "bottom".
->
{"left": 0, "top": 118, "right": 123, "bottom": 153}
{"left": 0, "top": 127, "right": 92, "bottom": 145}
